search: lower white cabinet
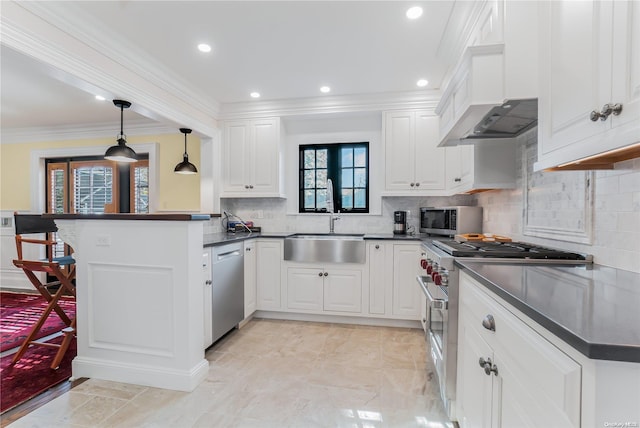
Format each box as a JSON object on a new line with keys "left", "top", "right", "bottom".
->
{"left": 202, "top": 248, "right": 213, "bottom": 349}
{"left": 243, "top": 240, "right": 257, "bottom": 318}
{"left": 285, "top": 265, "right": 362, "bottom": 314}
{"left": 457, "top": 271, "right": 581, "bottom": 428}
{"left": 367, "top": 241, "right": 389, "bottom": 315}
{"left": 392, "top": 243, "right": 422, "bottom": 319}
{"left": 256, "top": 239, "right": 282, "bottom": 311}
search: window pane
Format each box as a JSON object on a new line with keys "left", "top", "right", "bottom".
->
{"left": 354, "top": 168, "right": 367, "bottom": 187}
{"left": 316, "top": 189, "right": 327, "bottom": 210}
{"left": 133, "top": 165, "right": 149, "bottom": 213}
{"left": 50, "top": 169, "right": 65, "bottom": 213}
{"left": 341, "top": 189, "right": 353, "bottom": 209}
{"left": 304, "top": 189, "right": 316, "bottom": 209}
{"left": 316, "top": 149, "right": 328, "bottom": 168}
{"left": 341, "top": 168, "right": 353, "bottom": 187}
{"left": 304, "top": 170, "right": 315, "bottom": 188}
{"left": 341, "top": 148, "right": 353, "bottom": 167}
{"left": 354, "top": 189, "right": 366, "bottom": 208}
{"left": 304, "top": 150, "right": 316, "bottom": 169}
{"left": 316, "top": 169, "right": 327, "bottom": 188}
{"left": 73, "top": 166, "right": 113, "bottom": 214}
{"left": 354, "top": 147, "right": 366, "bottom": 167}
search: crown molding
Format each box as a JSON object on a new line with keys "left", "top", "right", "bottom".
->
{"left": 0, "top": 120, "right": 176, "bottom": 145}
{"left": 219, "top": 90, "right": 442, "bottom": 120}
{"left": 1, "top": 1, "right": 218, "bottom": 137}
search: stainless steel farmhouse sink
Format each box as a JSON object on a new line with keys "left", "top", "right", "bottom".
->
{"left": 284, "top": 233, "right": 365, "bottom": 264}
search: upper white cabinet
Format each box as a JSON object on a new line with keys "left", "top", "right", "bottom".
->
{"left": 221, "top": 118, "right": 285, "bottom": 197}
{"left": 535, "top": 0, "right": 640, "bottom": 170}
{"left": 383, "top": 111, "right": 446, "bottom": 195}
{"left": 445, "top": 141, "right": 517, "bottom": 194}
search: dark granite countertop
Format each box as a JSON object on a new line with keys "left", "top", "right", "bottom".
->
{"left": 45, "top": 213, "right": 216, "bottom": 221}
{"left": 203, "top": 232, "right": 427, "bottom": 247}
{"left": 457, "top": 261, "right": 640, "bottom": 363}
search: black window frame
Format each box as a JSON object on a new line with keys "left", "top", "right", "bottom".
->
{"left": 298, "top": 142, "right": 369, "bottom": 214}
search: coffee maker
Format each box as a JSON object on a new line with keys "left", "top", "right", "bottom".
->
{"left": 393, "top": 210, "right": 408, "bottom": 235}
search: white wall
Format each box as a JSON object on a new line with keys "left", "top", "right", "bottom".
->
{"left": 477, "top": 134, "right": 640, "bottom": 273}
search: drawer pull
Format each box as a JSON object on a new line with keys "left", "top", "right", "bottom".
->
{"left": 479, "top": 357, "right": 498, "bottom": 376}
{"left": 482, "top": 314, "right": 496, "bottom": 332}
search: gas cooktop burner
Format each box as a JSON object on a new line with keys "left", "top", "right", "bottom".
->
{"left": 433, "top": 239, "right": 587, "bottom": 260}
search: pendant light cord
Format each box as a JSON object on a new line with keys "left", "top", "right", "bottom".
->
{"left": 184, "top": 133, "right": 188, "bottom": 156}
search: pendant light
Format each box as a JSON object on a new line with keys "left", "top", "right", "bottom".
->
{"left": 174, "top": 128, "right": 198, "bottom": 174}
{"left": 105, "top": 99, "right": 137, "bottom": 163}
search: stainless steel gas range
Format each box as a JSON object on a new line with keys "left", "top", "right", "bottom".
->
{"left": 417, "top": 239, "right": 593, "bottom": 421}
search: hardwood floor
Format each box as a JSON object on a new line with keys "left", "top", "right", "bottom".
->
{"left": 0, "top": 377, "right": 88, "bottom": 427}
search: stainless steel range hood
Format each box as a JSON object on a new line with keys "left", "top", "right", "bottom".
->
{"left": 465, "top": 98, "right": 537, "bottom": 140}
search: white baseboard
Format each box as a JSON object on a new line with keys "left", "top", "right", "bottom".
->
{"left": 72, "top": 357, "right": 209, "bottom": 392}
{"left": 254, "top": 310, "right": 422, "bottom": 329}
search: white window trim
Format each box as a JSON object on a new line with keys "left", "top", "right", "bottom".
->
{"left": 30, "top": 143, "right": 158, "bottom": 213}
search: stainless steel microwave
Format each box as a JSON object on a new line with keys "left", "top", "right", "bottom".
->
{"left": 420, "top": 206, "right": 483, "bottom": 236}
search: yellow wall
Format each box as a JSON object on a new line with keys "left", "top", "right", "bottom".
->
{"left": 0, "top": 133, "right": 201, "bottom": 212}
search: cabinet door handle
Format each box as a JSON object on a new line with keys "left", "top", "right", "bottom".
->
{"left": 205, "top": 280, "right": 212, "bottom": 285}
{"left": 415, "top": 182, "right": 420, "bottom": 187}
{"left": 454, "top": 177, "right": 461, "bottom": 182}
{"left": 482, "top": 314, "right": 496, "bottom": 331}
{"left": 479, "top": 357, "right": 498, "bottom": 376}
{"left": 318, "top": 272, "right": 323, "bottom": 277}
{"left": 590, "top": 103, "right": 623, "bottom": 121}
{"left": 249, "top": 185, "right": 254, "bottom": 189}
{"left": 324, "top": 272, "right": 328, "bottom": 277}
{"left": 410, "top": 182, "right": 415, "bottom": 187}
{"left": 375, "top": 244, "right": 380, "bottom": 249}
{"left": 244, "top": 185, "right": 250, "bottom": 189}
{"left": 246, "top": 248, "right": 251, "bottom": 252}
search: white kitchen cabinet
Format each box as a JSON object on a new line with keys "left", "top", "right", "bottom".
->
{"left": 286, "top": 267, "right": 323, "bottom": 311}
{"left": 243, "top": 240, "right": 257, "bottom": 319}
{"left": 221, "top": 118, "right": 284, "bottom": 197}
{"left": 391, "top": 243, "right": 422, "bottom": 319}
{"left": 368, "top": 241, "right": 388, "bottom": 315}
{"left": 203, "top": 248, "right": 213, "bottom": 349}
{"left": 383, "top": 111, "right": 446, "bottom": 195}
{"left": 535, "top": 0, "right": 640, "bottom": 171}
{"left": 285, "top": 264, "right": 362, "bottom": 314}
{"left": 445, "top": 141, "right": 517, "bottom": 194}
{"left": 256, "top": 239, "right": 283, "bottom": 310}
{"left": 457, "top": 271, "right": 581, "bottom": 428}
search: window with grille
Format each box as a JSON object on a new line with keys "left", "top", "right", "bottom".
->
{"left": 299, "top": 142, "right": 369, "bottom": 213}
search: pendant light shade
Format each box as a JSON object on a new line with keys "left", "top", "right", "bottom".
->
{"left": 105, "top": 100, "right": 137, "bottom": 163}
{"left": 174, "top": 128, "right": 198, "bottom": 174}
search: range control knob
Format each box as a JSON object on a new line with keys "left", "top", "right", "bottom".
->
{"left": 426, "top": 264, "right": 433, "bottom": 274}
{"left": 420, "top": 259, "right": 427, "bottom": 269}
{"left": 433, "top": 273, "right": 442, "bottom": 286}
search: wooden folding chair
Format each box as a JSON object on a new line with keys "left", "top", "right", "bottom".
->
{"left": 11, "top": 213, "right": 76, "bottom": 369}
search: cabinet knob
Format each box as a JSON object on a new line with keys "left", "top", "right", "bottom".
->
{"left": 375, "top": 244, "right": 380, "bottom": 249}
{"left": 324, "top": 272, "right": 328, "bottom": 277}
{"left": 246, "top": 248, "right": 251, "bottom": 251}
{"left": 318, "top": 272, "right": 323, "bottom": 277}
{"left": 249, "top": 185, "right": 254, "bottom": 189}
{"left": 244, "top": 185, "right": 250, "bottom": 189}
{"left": 205, "top": 280, "right": 212, "bottom": 285}
{"left": 482, "top": 314, "right": 496, "bottom": 332}
{"left": 454, "top": 177, "right": 461, "bottom": 182}
{"left": 479, "top": 357, "right": 498, "bottom": 376}
{"left": 410, "top": 182, "right": 415, "bottom": 187}
{"left": 590, "top": 103, "right": 623, "bottom": 121}
{"left": 415, "top": 182, "right": 420, "bottom": 187}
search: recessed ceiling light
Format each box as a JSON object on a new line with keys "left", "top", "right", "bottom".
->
{"left": 320, "top": 86, "right": 331, "bottom": 93}
{"left": 417, "top": 79, "right": 429, "bottom": 87}
{"left": 95, "top": 95, "right": 106, "bottom": 101}
{"left": 406, "top": 6, "right": 423, "bottom": 20}
{"left": 250, "top": 92, "right": 261, "bottom": 98}
{"left": 197, "top": 43, "right": 212, "bottom": 53}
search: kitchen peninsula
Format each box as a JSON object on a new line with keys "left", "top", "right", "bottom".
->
{"left": 45, "top": 213, "right": 211, "bottom": 392}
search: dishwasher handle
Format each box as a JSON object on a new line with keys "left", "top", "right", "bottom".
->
{"left": 216, "top": 250, "right": 241, "bottom": 261}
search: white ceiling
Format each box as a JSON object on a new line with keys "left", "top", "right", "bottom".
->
{"left": 1, "top": 1, "right": 460, "bottom": 132}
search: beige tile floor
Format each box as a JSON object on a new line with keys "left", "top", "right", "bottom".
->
{"left": 7, "top": 319, "right": 454, "bottom": 427}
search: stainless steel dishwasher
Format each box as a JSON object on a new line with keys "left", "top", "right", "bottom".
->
{"left": 211, "top": 242, "right": 244, "bottom": 343}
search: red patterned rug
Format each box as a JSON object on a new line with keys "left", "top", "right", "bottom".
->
{"left": 0, "top": 335, "right": 76, "bottom": 413}
{"left": 1, "top": 291, "right": 75, "bottom": 352}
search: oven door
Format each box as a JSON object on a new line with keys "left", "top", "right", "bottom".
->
{"left": 416, "top": 275, "right": 448, "bottom": 360}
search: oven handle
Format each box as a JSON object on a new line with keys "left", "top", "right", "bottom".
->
{"left": 416, "top": 275, "right": 448, "bottom": 310}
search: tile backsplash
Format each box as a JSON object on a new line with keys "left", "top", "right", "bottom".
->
{"left": 477, "top": 134, "right": 640, "bottom": 272}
